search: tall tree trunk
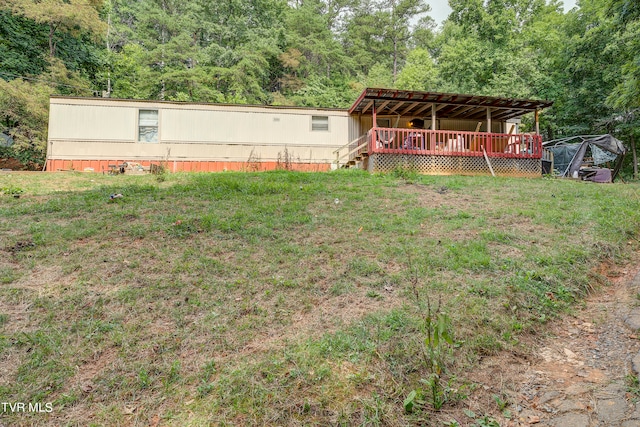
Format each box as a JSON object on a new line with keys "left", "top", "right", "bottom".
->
{"left": 49, "top": 24, "right": 55, "bottom": 57}
{"left": 392, "top": 38, "right": 397, "bottom": 82}
{"left": 160, "top": 0, "right": 167, "bottom": 100}
{"left": 106, "top": 10, "right": 111, "bottom": 97}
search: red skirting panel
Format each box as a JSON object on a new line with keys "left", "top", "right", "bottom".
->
{"left": 46, "top": 159, "right": 331, "bottom": 173}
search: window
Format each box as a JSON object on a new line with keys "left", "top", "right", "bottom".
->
{"left": 377, "top": 118, "right": 391, "bottom": 128}
{"left": 138, "top": 109, "right": 159, "bottom": 143}
{"left": 311, "top": 115, "right": 329, "bottom": 131}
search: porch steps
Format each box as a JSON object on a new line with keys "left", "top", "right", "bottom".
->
{"left": 344, "top": 152, "right": 368, "bottom": 168}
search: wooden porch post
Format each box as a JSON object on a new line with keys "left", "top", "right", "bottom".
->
{"left": 535, "top": 109, "right": 540, "bottom": 135}
{"left": 431, "top": 104, "right": 437, "bottom": 130}
{"left": 372, "top": 100, "right": 377, "bottom": 129}
{"left": 486, "top": 108, "right": 492, "bottom": 133}
{"left": 371, "top": 100, "right": 377, "bottom": 153}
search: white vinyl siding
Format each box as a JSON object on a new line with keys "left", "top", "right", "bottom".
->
{"left": 48, "top": 98, "right": 349, "bottom": 164}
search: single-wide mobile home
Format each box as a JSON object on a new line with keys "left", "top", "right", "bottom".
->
{"left": 46, "top": 88, "right": 553, "bottom": 176}
{"left": 47, "top": 97, "right": 357, "bottom": 173}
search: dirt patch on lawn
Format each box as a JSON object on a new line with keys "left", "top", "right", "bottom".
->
{"left": 63, "top": 347, "right": 119, "bottom": 396}
{"left": 434, "top": 255, "right": 640, "bottom": 426}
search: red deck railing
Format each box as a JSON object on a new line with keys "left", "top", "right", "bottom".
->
{"left": 368, "top": 128, "right": 543, "bottom": 159}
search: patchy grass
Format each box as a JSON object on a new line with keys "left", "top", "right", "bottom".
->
{"left": 0, "top": 170, "right": 639, "bottom": 425}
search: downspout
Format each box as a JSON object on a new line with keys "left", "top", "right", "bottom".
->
{"left": 43, "top": 140, "right": 52, "bottom": 171}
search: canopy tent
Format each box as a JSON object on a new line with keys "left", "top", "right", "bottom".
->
{"left": 542, "top": 135, "right": 626, "bottom": 181}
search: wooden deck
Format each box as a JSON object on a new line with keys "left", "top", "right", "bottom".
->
{"left": 335, "top": 128, "right": 543, "bottom": 177}
{"left": 369, "top": 128, "right": 542, "bottom": 158}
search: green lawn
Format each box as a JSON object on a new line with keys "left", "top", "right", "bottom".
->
{"left": 1, "top": 170, "right": 639, "bottom": 426}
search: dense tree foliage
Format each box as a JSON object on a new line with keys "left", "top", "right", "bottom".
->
{"left": 0, "top": 0, "right": 638, "bottom": 175}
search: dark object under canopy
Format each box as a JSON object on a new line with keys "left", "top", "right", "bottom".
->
{"left": 542, "top": 135, "right": 626, "bottom": 181}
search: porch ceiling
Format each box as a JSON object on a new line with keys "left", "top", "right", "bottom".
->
{"left": 349, "top": 88, "right": 553, "bottom": 121}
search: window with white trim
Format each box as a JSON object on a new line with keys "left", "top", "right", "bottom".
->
{"left": 138, "top": 109, "right": 159, "bottom": 143}
{"left": 311, "top": 115, "right": 329, "bottom": 131}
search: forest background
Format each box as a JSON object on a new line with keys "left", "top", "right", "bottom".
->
{"left": 0, "top": 0, "right": 638, "bottom": 175}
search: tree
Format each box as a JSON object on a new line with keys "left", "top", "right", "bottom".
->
{"left": 434, "top": 24, "right": 490, "bottom": 94}
{"left": 105, "top": 0, "right": 288, "bottom": 103}
{"left": 288, "top": 75, "right": 359, "bottom": 108}
{"left": 3, "top": 0, "right": 105, "bottom": 58}
{"left": 119, "top": 0, "right": 207, "bottom": 100}
{"left": 604, "top": 0, "right": 640, "bottom": 178}
{"left": 101, "top": 43, "right": 154, "bottom": 99}
{"left": 0, "top": 78, "right": 53, "bottom": 167}
{"left": 362, "top": 63, "right": 394, "bottom": 88}
{"left": 396, "top": 48, "right": 438, "bottom": 90}
{"left": 382, "top": 0, "right": 430, "bottom": 80}
{"left": 606, "top": 0, "right": 640, "bottom": 111}
{"left": 278, "top": 0, "right": 357, "bottom": 105}
{"left": 552, "top": 0, "right": 620, "bottom": 135}
{"left": 436, "top": 1, "right": 565, "bottom": 97}
{"left": 284, "top": 0, "right": 352, "bottom": 81}
{"left": 0, "top": 1, "right": 102, "bottom": 168}
{"left": 411, "top": 15, "right": 437, "bottom": 52}
{"left": 344, "top": 0, "right": 429, "bottom": 81}
{"left": 0, "top": 11, "right": 49, "bottom": 80}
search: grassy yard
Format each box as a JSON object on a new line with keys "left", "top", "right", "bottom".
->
{"left": 1, "top": 170, "right": 639, "bottom": 426}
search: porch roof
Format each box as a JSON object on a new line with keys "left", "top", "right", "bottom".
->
{"left": 348, "top": 88, "right": 553, "bottom": 121}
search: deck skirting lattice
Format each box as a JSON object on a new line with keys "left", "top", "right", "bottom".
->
{"left": 367, "top": 154, "right": 541, "bottom": 177}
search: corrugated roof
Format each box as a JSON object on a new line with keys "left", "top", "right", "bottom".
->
{"left": 349, "top": 88, "right": 553, "bottom": 121}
